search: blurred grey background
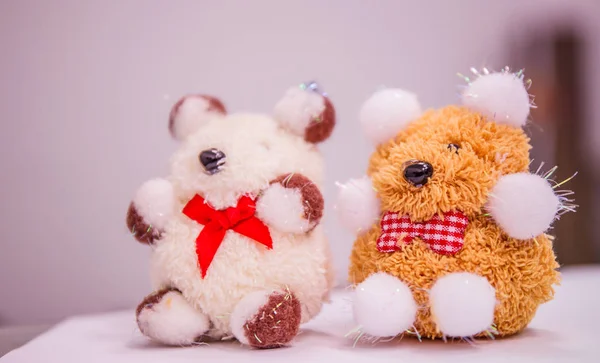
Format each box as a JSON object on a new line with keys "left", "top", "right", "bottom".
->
{"left": 1, "top": 0, "right": 599, "bottom": 327}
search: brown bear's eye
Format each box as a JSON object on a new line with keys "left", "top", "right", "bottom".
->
{"left": 447, "top": 143, "right": 460, "bottom": 154}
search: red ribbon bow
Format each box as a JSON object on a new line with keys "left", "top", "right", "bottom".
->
{"left": 376, "top": 210, "right": 468, "bottom": 255}
{"left": 182, "top": 194, "right": 273, "bottom": 278}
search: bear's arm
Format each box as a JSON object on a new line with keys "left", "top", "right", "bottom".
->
{"left": 126, "top": 178, "right": 175, "bottom": 244}
{"left": 255, "top": 173, "right": 324, "bottom": 234}
{"left": 487, "top": 172, "right": 561, "bottom": 240}
{"left": 335, "top": 176, "right": 381, "bottom": 236}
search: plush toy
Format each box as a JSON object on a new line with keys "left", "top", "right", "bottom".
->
{"left": 126, "top": 82, "right": 336, "bottom": 348}
{"left": 336, "top": 68, "right": 576, "bottom": 340}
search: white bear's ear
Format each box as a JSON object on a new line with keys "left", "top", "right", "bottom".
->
{"left": 460, "top": 68, "right": 532, "bottom": 128}
{"left": 359, "top": 88, "right": 422, "bottom": 146}
{"left": 273, "top": 82, "right": 336, "bottom": 144}
{"left": 168, "top": 95, "right": 227, "bottom": 141}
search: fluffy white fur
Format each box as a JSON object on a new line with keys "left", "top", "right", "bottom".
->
{"left": 353, "top": 272, "right": 417, "bottom": 337}
{"left": 487, "top": 173, "right": 559, "bottom": 240}
{"left": 230, "top": 290, "right": 273, "bottom": 345}
{"left": 273, "top": 87, "right": 325, "bottom": 137}
{"left": 169, "top": 113, "right": 324, "bottom": 210}
{"left": 133, "top": 178, "right": 175, "bottom": 230}
{"left": 256, "top": 184, "right": 312, "bottom": 233}
{"left": 171, "top": 96, "right": 224, "bottom": 141}
{"left": 335, "top": 176, "right": 381, "bottom": 235}
{"left": 461, "top": 71, "right": 531, "bottom": 127}
{"left": 429, "top": 272, "right": 496, "bottom": 337}
{"left": 140, "top": 109, "right": 332, "bottom": 340}
{"left": 151, "top": 223, "right": 330, "bottom": 339}
{"left": 359, "top": 88, "right": 422, "bottom": 145}
{"left": 137, "top": 290, "right": 210, "bottom": 345}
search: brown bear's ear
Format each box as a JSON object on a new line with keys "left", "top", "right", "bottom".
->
{"left": 359, "top": 88, "right": 422, "bottom": 146}
{"left": 168, "top": 95, "right": 227, "bottom": 141}
{"left": 460, "top": 68, "right": 532, "bottom": 128}
{"left": 272, "top": 82, "right": 335, "bottom": 144}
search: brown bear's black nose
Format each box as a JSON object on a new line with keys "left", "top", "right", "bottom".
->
{"left": 199, "top": 148, "right": 226, "bottom": 175}
{"left": 404, "top": 161, "right": 433, "bottom": 187}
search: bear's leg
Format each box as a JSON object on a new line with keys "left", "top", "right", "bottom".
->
{"left": 429, "top": 272, "right": 496, "bottom": 337}
{"left": 230, "top": 290, "right": 301, "bottom": 349}
{"left": 136, "top": 288, "right": 210, "bottom": 346}
{"left": 352, "top": 272, "right": 417, "bottom": 337}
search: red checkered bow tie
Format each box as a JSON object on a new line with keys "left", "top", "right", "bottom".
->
{"left": 376, "top": 210, "right": 468, "bottom": 255}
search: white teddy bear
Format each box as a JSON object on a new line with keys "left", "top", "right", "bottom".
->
{"left": 126, "top": 83, "right": 336, "bottom": 349}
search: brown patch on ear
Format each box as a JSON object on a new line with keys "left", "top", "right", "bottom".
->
{"left": 271, "top": 173, "right": 324, "bottom": 226}
{"left": 305, "top": 97, "right": 335, "bottom": 143}
{"left": 168, "top": 95, "right": 227, "bottom": 137}
{"left": 204, "top": 96, "right": 226, "bottom": 114}
{"left": 244, "top": 292, "right": 301, "bottom": 349}
{"left": 126, "top": 203, "right": 161, "bottom": 244}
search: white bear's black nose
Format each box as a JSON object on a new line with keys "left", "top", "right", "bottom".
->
{"left": 199, "top": 148, "right": 226, "bottom": 175}
{"left": 404, "top": 161, "right": 433, "bottom": 187}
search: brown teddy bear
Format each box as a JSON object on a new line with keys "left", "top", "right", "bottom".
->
{"left": 335, "top": 68, "right": 576, "bottom": 340}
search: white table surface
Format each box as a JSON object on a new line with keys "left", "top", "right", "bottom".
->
{"left": 3, "top": 265, "right": 599, "bottom": 363}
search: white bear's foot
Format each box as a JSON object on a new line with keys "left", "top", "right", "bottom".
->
{"left": 136, "top": 288, "right": 210, "bottom": 346}
{"left": 429, "top": 272, "right": 497, "bottom": 337}
{"left": 230, "top": 290, "right": 301, "bottom": 349}
{"left": 352, "top": 272, "right": 417, "bottom": 337}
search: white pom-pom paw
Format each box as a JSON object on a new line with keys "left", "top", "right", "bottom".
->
{"left": 137, "top": 290, "right": 210, "bottom": 346}
{"left": 168, "top": 95, "right": 226, "bottom": 140}
{"left": 487, "top": 173, "right": 560, "bottom": 240}
{"left": 430, "top": 272, "right": 496, "bottom": 337}
{"left": 133, "top": 178, "right": 175, "bottom": 230}
{"left": 352, "top": 273, "right": 417, "bottom": 337}
{"left": 461, "top": 70, "right": 531, "bottom": 127}
{"left": 359, "top": 88, "right": 422, "bottom": 145}
{"left": 256, "top": 184, "right": 312, "bottom": 233}
{"left": 335, "top": 176, "right": 380, "bottom": 235}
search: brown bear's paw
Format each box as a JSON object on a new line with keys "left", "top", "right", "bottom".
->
{"left": 230, "top": 290, "right": 301, "bottom": 349}
{"left": 335, "top": 176, "right": 380, "bottom": 234}
{"left": 487, "top": 173, "right": 561, "bottom": 240}
{"left": 353, "top": 272, "right": 418, "bottom": 337}
{"left": 136, "top": 288, "right": 211, "bottom": 346}
{"left": 256, "top": 173, "right": 324, "bottom": 233}
{"left": 429, "top": 272, "right": 496, "bottom": 338}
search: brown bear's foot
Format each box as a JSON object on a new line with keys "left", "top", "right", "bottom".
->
{"left": 230, "top": 290, "right": 301, "bottom": 349}
{"left": 136, "top": 288, "right": 210, "bottom": 346}
{"left": 353, "top": 272, "right": 418, "bottom": 337}
{"left": 429, "top": 272, "right": 496, "bottom": 337}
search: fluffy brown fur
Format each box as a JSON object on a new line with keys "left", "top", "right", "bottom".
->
{"left": 126, "top": 203, "right": 161, "bottom": 244}
{"left": 349, "top": 105, "right": 560, "bottom": 338}
{"left": 305, "top": 97, "right": 336, "bottom": 144}
{"left": 244, "top": 292, "right": 301, "bottom": 349}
